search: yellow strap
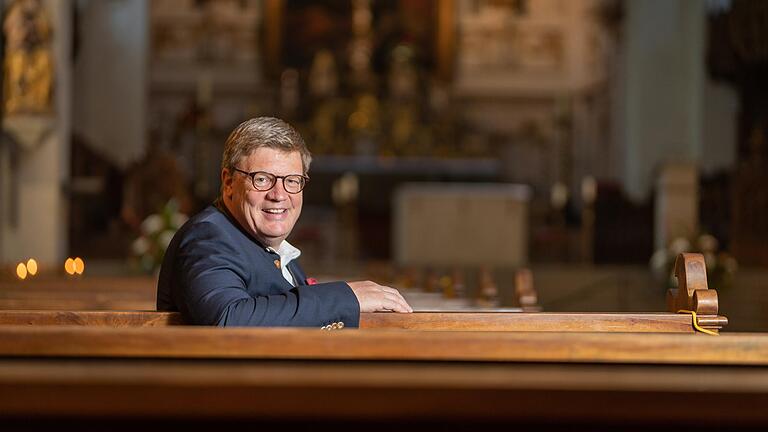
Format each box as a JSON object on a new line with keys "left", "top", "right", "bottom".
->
{"left": 677, "top": 310, "right": 719, "bottom": 336}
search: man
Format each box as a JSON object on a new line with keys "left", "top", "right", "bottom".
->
{"left": 157, "top": 117, "right": 412, "bottom": 327}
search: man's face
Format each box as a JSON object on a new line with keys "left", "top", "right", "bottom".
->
{"left": 222, "top": 147, "right": 304, "bottom": 248}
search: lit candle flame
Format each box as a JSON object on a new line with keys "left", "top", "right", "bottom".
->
{"left": 64, "top": 258, "right": 75, "bottom": 275}
{"left": 73, "top": 257, "right": 85, "bottom": 275}
{"left": 26, "top": 258, "right": 38, "bottom": 276}
{"left": 16, "top": 263, "right": 27, "bottom": 280}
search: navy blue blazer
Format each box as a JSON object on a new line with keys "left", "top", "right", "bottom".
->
{"left": 157, "top": 204, "right": 360, "bottom": 327}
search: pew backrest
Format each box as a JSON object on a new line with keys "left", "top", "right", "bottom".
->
{"left": 0, "top": 309, "right": 727, "bottom": 333}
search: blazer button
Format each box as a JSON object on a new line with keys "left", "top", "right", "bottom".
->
{"left": 330, "top": 323, "right": 339, "bottom": 330}
{"left": 320, "top": 325, "right": 327, "bottom": 330}
{"left": 338, "top": 322, "right": 344, "bottom": 329}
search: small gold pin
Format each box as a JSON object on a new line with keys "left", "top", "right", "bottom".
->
{"left": 274, "top": 259, "right": 281, "bottom": 269}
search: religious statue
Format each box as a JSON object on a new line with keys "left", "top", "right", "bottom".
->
{"left": 3, "top": 0, "right": 54, "bottom": 115}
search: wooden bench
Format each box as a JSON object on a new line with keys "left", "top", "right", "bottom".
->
{"left": 0, "top": 327, "right": 767, "bottom": 427}
{"left": 0, "top": 309, "right": 725, "bottom": 332}
{"left": 0, "top": 268, "right": 540, "bottom": 311}
{"left": 0, "top": 276, "right": 157, "bottom": 310}
{"left": 0, "top": 254, "right": 756, "bottom": 428}
{"left": 0, "top": 254, "right": 727, "bottom": 333}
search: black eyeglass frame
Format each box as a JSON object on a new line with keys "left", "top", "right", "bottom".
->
{"left": 232, "top": 168, "right": 309, "bottom": 194}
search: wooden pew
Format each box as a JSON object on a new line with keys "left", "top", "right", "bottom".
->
{"left": 0, "top": 327, "right": 767, "bottom": 427}
{"left": 0, "top": 276, "right": 157, "bottom": 310}
{"left": 0, "top": 254, "right": 727, "bottom": 333}
{"left": 0, "top": 254, "right": 756, "bottom": 428}
{"left": 0, "top": 268, "right": 539, "bottom": 311}
{"left": 0, "top": 325, "right": 760, "bottom": 363}
{"left": 0, "top": 309, "right": 725, "bottom": 332}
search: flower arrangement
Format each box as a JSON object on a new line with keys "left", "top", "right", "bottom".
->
{"left": 130, "top": 199, "right": 188, "bottom": 274}
{"left": 650, "top": 233, "right": 738, "bottom": 291}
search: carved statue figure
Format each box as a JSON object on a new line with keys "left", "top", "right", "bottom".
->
{"left": 3, "top": 0, "right": 53, "bottom": 114}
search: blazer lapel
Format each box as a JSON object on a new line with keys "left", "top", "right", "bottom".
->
{"left": 287, "top": 260, "right": 311, "bottom": 286}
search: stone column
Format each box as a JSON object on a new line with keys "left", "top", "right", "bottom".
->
{"left": 1, "top": 0, "right": 71, "bottom": 267}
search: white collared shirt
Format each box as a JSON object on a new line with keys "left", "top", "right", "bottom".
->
{"left": 266, "top": 241, "right": 302, "bottom": 286}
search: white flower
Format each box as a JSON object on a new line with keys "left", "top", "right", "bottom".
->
{"left": 669, "top": 237, "right": 691, "bottom": 256}
{"left": 131, "top": 237, "right": 150, "bottom": 255}
{"left": 158, "top": 230, "right": 176, "bottom": 251}
{"left": 697, "top": 234, "right": 719, "bottom": 253}
{"left": 171, "top": 213, "right": 188, "bottom": 229}
{"left": 140, "top": 214, "right": 164, "bottom": 235}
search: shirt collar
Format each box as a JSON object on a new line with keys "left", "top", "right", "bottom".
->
{"left": 266, "top": 240, "right": 301, "bottom": 266}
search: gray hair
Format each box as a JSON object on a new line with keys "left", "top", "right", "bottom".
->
{"left": 221, "top": 117, "right": 312, "bottom": 174}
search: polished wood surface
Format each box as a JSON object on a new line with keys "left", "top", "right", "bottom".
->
{"left": 0, "top": 325, "right": 764, "bottom": 364}
{"left": 2, "top": 358, "right": 768, "bottom": 424}
{"left": 0, "top": 309, "right": 728, "bottom": 332}
{"left": 0, "top": 276, "right": 156, "bottom": 310}
{"left": 1, "top": 325, "right": 767, "bottom": 425}
{"left": 0, "top": 309, "right": 184, "bottom": 326}
{"left": 361, "top": 311, "right": 721, "bottom": 332}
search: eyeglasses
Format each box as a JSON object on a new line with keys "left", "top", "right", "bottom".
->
{"left": 232, "top": 168, "right": 309, "bottom": 194}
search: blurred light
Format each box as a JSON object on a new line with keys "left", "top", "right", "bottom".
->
{"left": 73, "top": 257, "right": 85, "bottom": 275}
{"left": 26, "top": 258, "right": 38, "bottom": 276}
{"left": 64, "top": 258, "right": 75, "bottom": 275}
{"left": 16, "top": 263, "right": 27, "bottom": 280}
{"left": 581, "top": 176, "right": 597, "bottom": 204}
{"left": 550, "top": 182, "right": 569, "bottom": 210}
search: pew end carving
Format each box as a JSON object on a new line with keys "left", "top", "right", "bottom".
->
{"left": 667, "top": 253, "right": 728, "bottom": 333}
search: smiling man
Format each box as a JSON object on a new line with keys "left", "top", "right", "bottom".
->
{"left": 157, "top": 117, "right": 411, "bottom": 327}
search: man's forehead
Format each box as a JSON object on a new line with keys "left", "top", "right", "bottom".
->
{"left": 242, "top": 148, "right": 300, "bottom": 160}
{"left": 240, "top": 148, "right": 302, "bottom": 169}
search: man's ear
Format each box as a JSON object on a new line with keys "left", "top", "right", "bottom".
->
{"left": 221, "top": 168, "right": 233, "bottom": 198}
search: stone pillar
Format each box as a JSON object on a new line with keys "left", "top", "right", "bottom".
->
{"left": 1, "top": 0, "right": 71, "bottom": 267}
{"left": 622, "top": 0, "right": 705, "bottom": 201}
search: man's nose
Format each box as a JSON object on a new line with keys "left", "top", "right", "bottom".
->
{"left": 266, "top": 181, "right": 288, "bottom": 200}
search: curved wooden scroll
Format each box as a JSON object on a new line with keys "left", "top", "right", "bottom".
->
{"left": 666, "top": 253, "right": 728, "bottom": 332}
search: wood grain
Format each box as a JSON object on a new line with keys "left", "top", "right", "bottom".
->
{"left": 361, "top": 311, "right": 701, "bottom": 332}
{"left": 0, "top": 325, "right": 765, "bottom": 364}
{"left": 0, "top": 310, "right": 183, "bottom": 326}
{"left": 0, "top": 310, "right": 728, "bottom": 332}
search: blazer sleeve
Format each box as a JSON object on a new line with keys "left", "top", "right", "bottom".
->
{"left": 175, "top": 221, "right": 360, "bottom": 327}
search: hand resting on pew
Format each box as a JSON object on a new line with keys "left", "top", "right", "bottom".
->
{"left": 348, "top": 281, "right": 413, "bottom": 313}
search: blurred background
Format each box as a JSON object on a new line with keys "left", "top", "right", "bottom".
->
{"left": 0, "top": 0, "right": 766, "bottom": 329}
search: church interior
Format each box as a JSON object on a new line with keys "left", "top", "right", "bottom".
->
{"left": 1, "top": 0, "right": 768, "bottom": 430}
